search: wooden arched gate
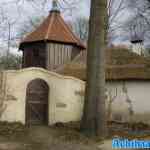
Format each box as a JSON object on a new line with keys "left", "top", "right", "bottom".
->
{"left": 26, "top": 79, "right": 49, "bottom": 125}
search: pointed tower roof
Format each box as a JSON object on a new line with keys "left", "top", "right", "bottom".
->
{"left": 19, "top": 0, "right": 86, "bottom": 50}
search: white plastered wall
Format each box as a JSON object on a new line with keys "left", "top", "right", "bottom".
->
{"left": 1, "top": 68, "right": 150, "bottom": 125}
{"left": 0, "top": 67, "right": 85, "bottom": 125}
{"left": 106, "top": 81, "right": 150, "bottom": 124}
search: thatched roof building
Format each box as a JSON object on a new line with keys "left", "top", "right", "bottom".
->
{"left": 57, "top": 48, "right": 150, "bottom": 81}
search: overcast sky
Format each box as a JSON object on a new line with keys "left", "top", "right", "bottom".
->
{"left": 0, "top": 0, "right": 143, "bottom": 54}
{"left": 0, "top": 0, "right": 90, "bottom": 24}
{"left": 0, "top": 0, "right": 91, "bottom": 54}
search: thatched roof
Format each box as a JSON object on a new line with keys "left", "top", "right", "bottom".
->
{"left": 57, "top": 48, "right": 150, "bottom": 81}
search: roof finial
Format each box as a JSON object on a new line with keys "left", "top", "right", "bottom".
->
{"left": 51, "top": 0, "right": 60, "bottom": 12}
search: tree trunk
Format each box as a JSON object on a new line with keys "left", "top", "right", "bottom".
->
{"left": 81, "top": 0, "right": 107, "bottom": 137}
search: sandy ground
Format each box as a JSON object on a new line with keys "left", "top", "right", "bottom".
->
{"left": 0, "top": 125, "right": 148, "bottom": 150}
{"left": 0, "top": 126, "right": 100, "bottom": 150}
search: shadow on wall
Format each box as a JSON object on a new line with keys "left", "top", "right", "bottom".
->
{"left": 106, "top": 83, "right": 134, "bottom": 123}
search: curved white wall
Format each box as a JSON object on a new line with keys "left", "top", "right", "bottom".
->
{"left": 0, "top": 67, "right": 85, "bottom": 125}
{"left": 1, "top": 68, "right": 150, "bottom": 125}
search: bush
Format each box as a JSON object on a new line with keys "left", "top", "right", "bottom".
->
{"left": 0, "top": 122, "right": 27, "bottom": 137}
{"left": 0, "top": 53, "right": 22, "bottom": 70}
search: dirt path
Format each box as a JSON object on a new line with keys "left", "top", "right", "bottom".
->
{"left": 0, "top": 126, "right": 100, "bottom": 150}
{"left": 0, "top": 125, "right": 142, "bottom": 150}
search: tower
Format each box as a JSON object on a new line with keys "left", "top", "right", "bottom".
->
{"left": 130, "top": 20, "right": 145, "bottom": 56}
{"left": 130, "top": 36, "right": 144, "bottom": 56}
{"left": 19, "top": 0, "right": 86, "bottom": 70}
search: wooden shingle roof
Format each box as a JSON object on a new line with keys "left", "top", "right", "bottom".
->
{"left": 19, "top": 11, "right": 86, "bottom": 50}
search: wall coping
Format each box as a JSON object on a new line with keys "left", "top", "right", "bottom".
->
{"left": 3, "top": 67, "right": 85, "bottom": 85}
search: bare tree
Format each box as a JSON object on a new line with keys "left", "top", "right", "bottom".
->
{"left": 72, "top": 0, "right": 127, "bottom": 45}
{"left": 0, "top": 0, "right": 129, "bottom": 48}
{"left": 107, "top": 0, "right": 127, "bottom": 45}
{"left": 72, "top": 17, "right": 89, "bottom": 42}
{"left": 81, "top": 0, "right": 107, "bottom": 137}
{"left": 17, "top": 15, "right": 45, "bottom": 39}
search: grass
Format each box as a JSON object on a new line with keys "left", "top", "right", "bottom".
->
{"left": 0, "top": 121, "right": 150, "bottom": 142}
{"left": 0, "top": 122, "right": 28, "bottom": 139}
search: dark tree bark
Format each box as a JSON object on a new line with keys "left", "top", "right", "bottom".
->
{"left": 81, "top": 0, "right": 107, "bottom": 137}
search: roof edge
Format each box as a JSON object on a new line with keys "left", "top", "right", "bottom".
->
{"left": 19, "top": 39, "right": 86, "bottom": 51}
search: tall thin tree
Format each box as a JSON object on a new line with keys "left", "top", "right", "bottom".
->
{"left": 81, "top": 0, "right": 107, "bottom": 137}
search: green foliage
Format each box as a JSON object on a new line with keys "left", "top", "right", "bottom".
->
{"left": 0, "top": 122, "right": 27, "bottom": 137}
{"left": 0, "top": 53, "right": 22, "bottom": 70}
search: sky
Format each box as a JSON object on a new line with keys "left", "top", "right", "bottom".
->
{"left": 0, "top": 0, "right": 91, "bottom": 54}
{"left": 0, "top": 0, "right": 144, "bottom": 55}
{"left": 0, "top": 0, "right": 90, "bottom": 25}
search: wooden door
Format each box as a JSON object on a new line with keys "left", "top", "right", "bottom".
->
{"left": 26, "top": 79, "right": 49, "bottom": 125}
